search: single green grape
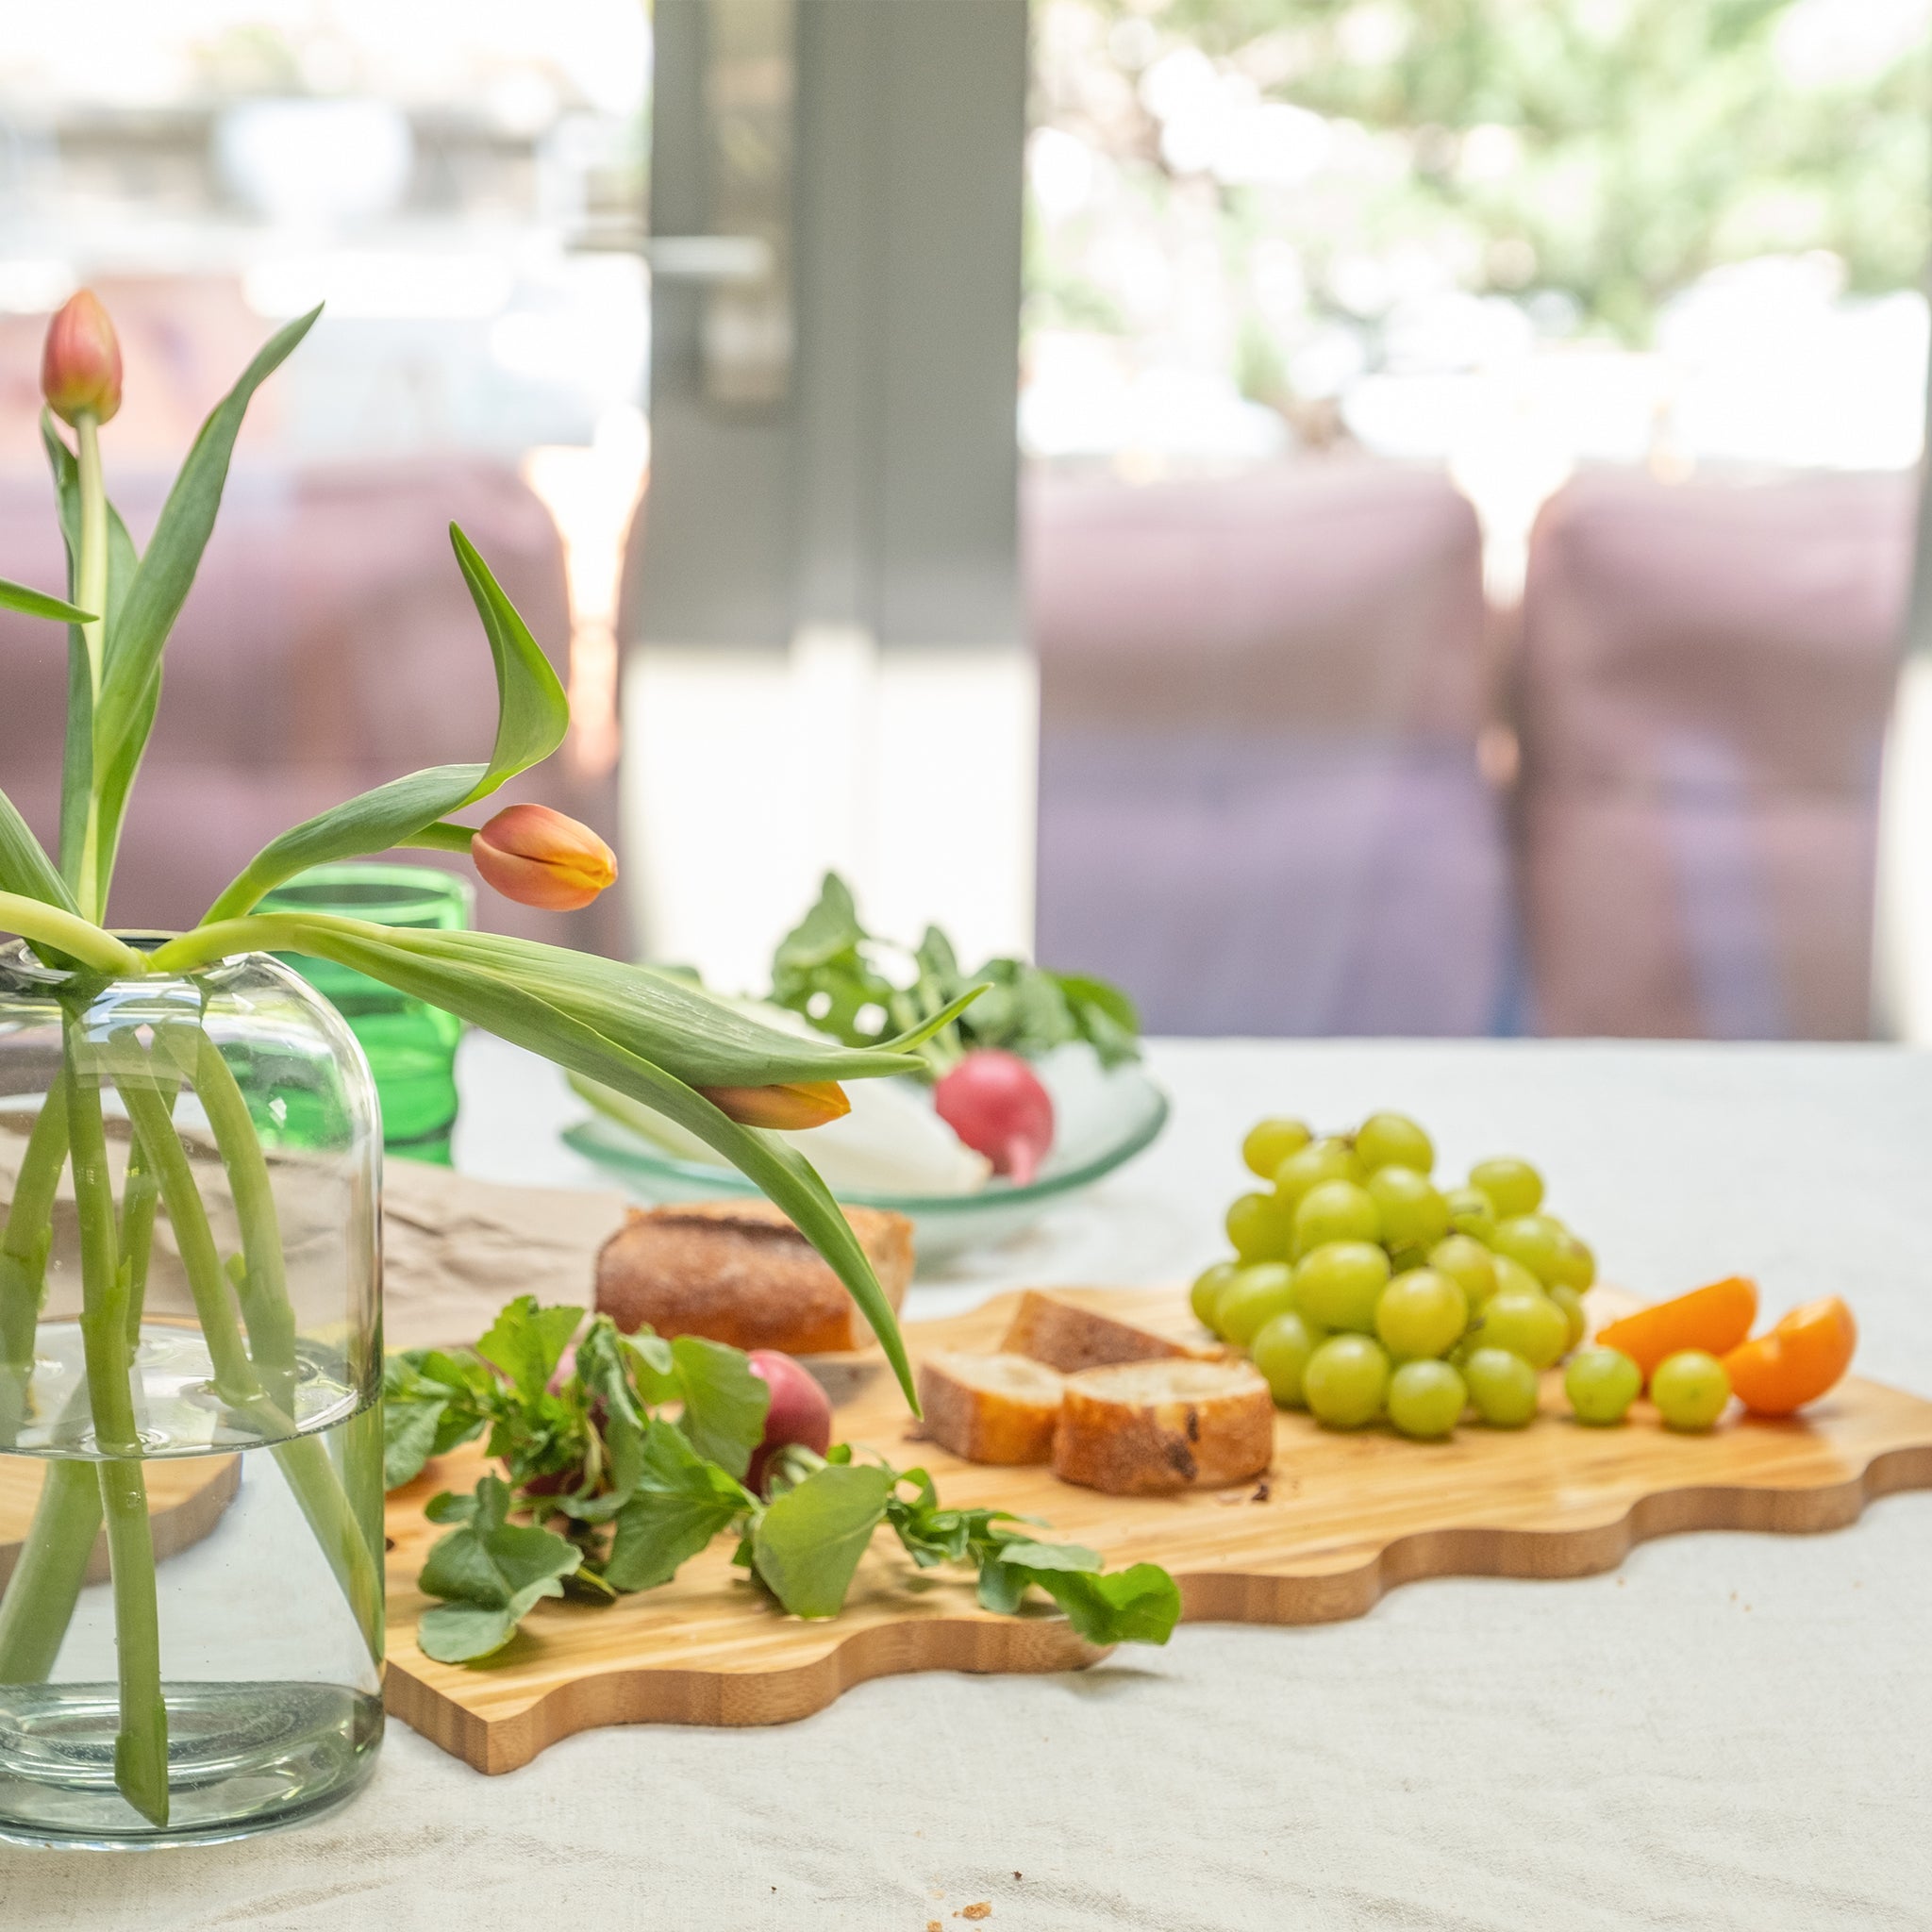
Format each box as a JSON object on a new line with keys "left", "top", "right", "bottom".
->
{"left": 1490, "top": 1253, "right": 1546, "bottom": 1303}
{"left": 1293, "top": 1178, "right": 1381, "bottom": 1255}
{"left": 1374, "top": 1268, "right": 1469, "bottom": 1362}
{"left": 1251, "top": 1310, "right": 1323, "bottom": 1408}
{"left": 1468, "top": 1157, "right": 1544, "bottom": 1220}
{"left": 1292, "top": 1240, "right": 1391, "bottom": 1333}
{"left": 1217, "top": 1263, "right": 1298, "bottom": 1347}
{"left": 1474, "top": 1290, "right": 1570, "bottom": 1371}
{"left": 1242, "top": 1116, "right": 1312, "bottom": 1180}
{"left": 1547, "top": 1231, "right": 1597, "bottom": 1291}
{"left": 1547, "top": 1282, "right": 1587, "bottom": 1353}
{"left": 1428, "top": 1233, "right": 1498, "bottom": 1307}
{"left": 1367, "top": 1165, "right": 1451, "bottom": 1251}
{"left": 1273, "top": 1137, "right": 1365, "bottom": 1208}
{"left": 1463, "top": 1347, "right": 1541, "bottom": 1427}
{"left": 1226, "top": 1191, "right": 1294, "bottom": 1263}
{"left": 1191, "top": 1261, "right": 1242, "bottom": 1334}
{"left": 1651, "top": 1350, "right": 1731, "bottom": 1431}
{"left": 1564, "top": 1346, "right": 1641, "bottom": 1425}
{"left": 1444, "top": 1186, "right": 1498, "bottom": 1243}
{"left": 1354, "top": 1111, "right": 1436, "bottom": 1176}
{"left": 1387, "top": 1358, "right": 1467, "bottom": 1440}
{"left": 1303, "top": 1333, "right": 1391, "bottom": 1430}
{"left": 1491, "top": 1214, "right": 1568, "bottom": 1286}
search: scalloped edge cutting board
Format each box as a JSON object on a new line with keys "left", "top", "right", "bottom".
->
{"left": 382, "top": 1288, "right": 1932, "bottom": 1774}
{"left": 0, "top": 1454, "right": 241, "bottom": 1589}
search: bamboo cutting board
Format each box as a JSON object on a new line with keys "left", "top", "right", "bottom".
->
{"left": 382, "top": 1288, "right": 1932, "bottom": 1774}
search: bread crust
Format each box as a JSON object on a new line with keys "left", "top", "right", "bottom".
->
{"left": 917, "top": 1351, "right": 1066, "bottom": 1464}
{"left": 1053, "top": 1359, "right": 1274, "bottom": 1495}
{"left": 594, "top": 1198, "right": 912, "bottom": 1355}
{"left": 1000, "top": 1289, "right": 1219, "bottom": 1374}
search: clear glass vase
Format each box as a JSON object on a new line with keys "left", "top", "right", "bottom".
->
{"left": 0, "top": 939, "right": 384, "bottom": 1847}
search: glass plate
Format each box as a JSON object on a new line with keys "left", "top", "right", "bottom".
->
{"left": 561, "top": 1058, "right": 1170, "bottom": 1267}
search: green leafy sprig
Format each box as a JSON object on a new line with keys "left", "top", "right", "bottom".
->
{"left": 388, "top": 1296, "right": 1181, "bottom": 1665}
{"left": 770, "top": 873, "right": 1141, "bottom": 1075}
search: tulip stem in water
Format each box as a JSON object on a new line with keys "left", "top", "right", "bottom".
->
{"left": 0, "top": 1459, "right": 101, "bottom": 1683}
{"left": 64, "top": 1035, "right": 170, "bottom": 1826}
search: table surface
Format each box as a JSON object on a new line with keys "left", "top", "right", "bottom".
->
{"left": 6, "top": 1034, "right": 1930, "bottom": 1930}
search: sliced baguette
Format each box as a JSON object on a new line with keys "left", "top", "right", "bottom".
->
{"left": 1000, "top": 1289, "right": 1218, "bottom": 1374}
{"left": 1053, "top": 1358, "right": 1274, "bottom": 1495}
{"left": 917, "top": 1351, "right": 1066, "bottom": 1465}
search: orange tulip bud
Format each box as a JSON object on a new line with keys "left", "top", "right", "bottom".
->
{"left": 471, "top": 804, "right": 617, "bottom": 910}
{"left": 42, "top": 290, "right": 123, "bottom": 426}
{"left": 698, "top": 1081, "right": 850, "bottom": 1130}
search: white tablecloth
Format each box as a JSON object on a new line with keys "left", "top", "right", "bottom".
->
{"left": 6, "top": 1035, "right": 1930, "bottom": 1929}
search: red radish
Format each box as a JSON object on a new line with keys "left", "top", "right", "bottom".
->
{"left": 746, "top": 1349, "right": 834, "bottom": 1492}
{"left": 934, "top": 1049, "right": 1055, "bottom": 1185}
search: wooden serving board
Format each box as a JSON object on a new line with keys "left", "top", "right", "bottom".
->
{"left": 0, "top": 1454, "right": 241, "bottom": 1589}
{"left": 383, "top": 1288, "right": 1932, "bottom": 1774}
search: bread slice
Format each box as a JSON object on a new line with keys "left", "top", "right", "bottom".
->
{"left": 594, "top": 1198, "right": 913, "bottom": 1356}
{"left": 1053, "top": 1359, "right": 1274, "bottom": 1495}
{"left": 917, "top": 1351, "right": 1066, "bottom": 1465}
{"left": 1000, "top": 1289, "right": 1217, "bottom": 1375}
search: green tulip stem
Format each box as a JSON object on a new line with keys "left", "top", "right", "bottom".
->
{"left": 119, "top": 1060, "right": 380, "bottom": 1661}
{"left": 74, "top": 411, "right": 108, "bottom": 923}
{"left": 0, "top": 1079, "right": 67, "bottom": 1374}
{"left": 63, "top": 1030, "right": 169, "bottom": 1827}
{"left": 0, "top": 1458, "right": 102, "bottom": 1683}
{"left": 189, "top": 1032, "right": 298, "bottom": 1416}
{"left": 0, "top": 893, "right": 144, "bottom": 976}
{"left": 117, "top": 1131, "right": 160, "bottom": 1350}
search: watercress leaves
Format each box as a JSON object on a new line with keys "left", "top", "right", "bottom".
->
{"left": 670, "top": 1335, "right": 769, "bottom": 1479}
{"left": 603, "top": 1421, "right": 748, "bottom": 1591}
{"left": 752, "top": 1463, "right": 895, "bottom": 1619}
{"left": 477, "top": 1296, "right": 583, "bottom": 1405}
{"left": 381, "top": 1351, "right": 491, "bottom": 1490}
{"left": 415, "top": 1474, "right": 582, "bottom": 1664}
{"left": 387, "top": 1296, "right": 1182, "bottom": 1663}
{"left": 1012, "top": 1562, "right": 1183, "bottom": 1646}
{"left": 769, "top": 872, "right": 1141, "bottom": 1074}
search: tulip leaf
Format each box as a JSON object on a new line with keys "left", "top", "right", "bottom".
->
{"left": 41, "top": 413, "right": 140, "bottom": 901}
{"left": 90, "top": 308, "right": 321, "bottom": 902}
{"left": 0, "top": 786, "right": 76, "bottom": 914}
{"left": 313, "top": 924, "right": 935, "bottom": 1086}
{"left": 198, "top": 525, "right": 569, "bottom": 923}
{"left": 0, "top": 576, "right": 92, "bottom": 625}
{"left": 226, "top": 920, "right": 920, "bottom": 1408}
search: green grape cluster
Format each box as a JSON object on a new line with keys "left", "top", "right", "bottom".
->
{"left": 1203, "top": 1111, "right": 1644, "bottom": 1441}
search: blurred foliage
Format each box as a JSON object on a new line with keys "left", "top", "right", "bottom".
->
{"left": 1036, "top": 0, "right": 1932, "bottom": 346}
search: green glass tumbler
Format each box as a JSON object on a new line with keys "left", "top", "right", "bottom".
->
{"left": 257, "top": 863, "right": 475, "bottom": 1162}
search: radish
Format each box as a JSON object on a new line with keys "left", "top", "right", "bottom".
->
{"left": 746, "top": 1350, "right": 835, "bottom": 1492}
{"left": 934, "top": 1049, "right": 1055, "bottom": 1185}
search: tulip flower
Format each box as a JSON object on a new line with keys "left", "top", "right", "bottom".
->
{"left": 42, "top": 290, "right": 123, "bottom": 426}
{"left": 698, "top": 1080, "right": 851, "bottom": 1130}
{"left": 471, "top": 804, "right": 617, "bottom": 910}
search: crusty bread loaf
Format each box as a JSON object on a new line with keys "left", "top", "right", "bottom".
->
{"left": 1053, "top": 1359, "right": 1274, "bottom": 1495}
{"left": 1001, "top": 1289, "right": 1219, "bottom": 1375}
{"left": 917, "top": 1351, "right": 1065, "bottom": 1465}
{"left": 594, "top": 1198, "right": 913, "bottom": 1355}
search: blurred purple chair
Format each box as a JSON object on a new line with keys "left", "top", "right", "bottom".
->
{"left": 0, "top": 456, "right": 621, "bottom": 953}
{"left": 1516, "top": 468, "right": 1908, "bottom": 1039}
{"left": 1027, "top": 460, "right": 1511, "bottom": 1035}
